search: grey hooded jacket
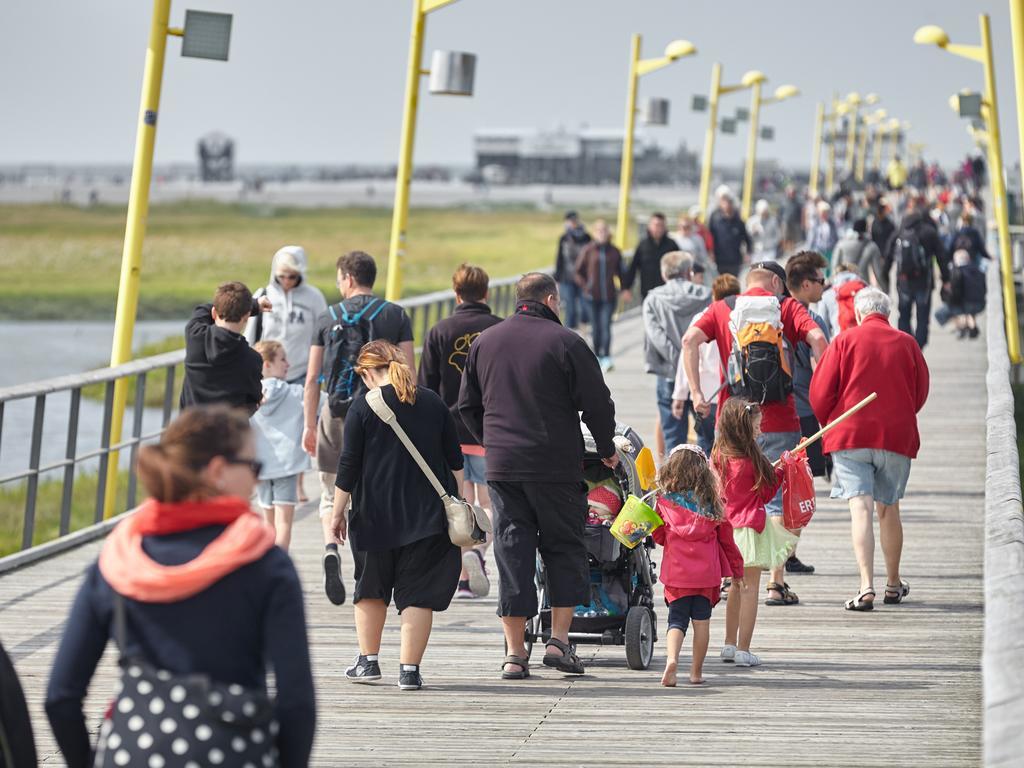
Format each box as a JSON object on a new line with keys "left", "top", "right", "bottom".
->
{"left": 642, "top": 279, "right": 712, "bottom": 378}
{"left": 251, "top": 377, "right": 314, "bottom": 480}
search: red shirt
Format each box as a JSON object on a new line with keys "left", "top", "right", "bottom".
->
{"left": 809, "top": 314, "right": 930, "bottom": 458}
{"left": 714, "top": 457, "right": 784, "bottom": 533}
{"left": 693, "top": 288, "right": 820, "bottom": 433}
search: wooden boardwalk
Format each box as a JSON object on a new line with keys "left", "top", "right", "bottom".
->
{"left": 0, "top": 311, "right": 984, "bottom": 766}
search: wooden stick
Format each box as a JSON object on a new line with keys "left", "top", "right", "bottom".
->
{"left": 773, "top": 392, "right": 878, "bottom": 467}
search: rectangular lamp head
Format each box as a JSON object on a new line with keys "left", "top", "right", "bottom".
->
{"left": 958, "top": 92, "right": 983, "bottom": 119}
{"left": 182, "top": 10, "right": 232, "bottom": 61}
{"left": 760, "top": 126, "right": 774, "bottom": 141}
{"left": 720, "top": 118, "right": 737, "bottom": 135}
{"left": 691, "top": 95, "right": 708, "bottom": 112}
{"left": 735, "top": 107, "right": 750, "bottom": 122}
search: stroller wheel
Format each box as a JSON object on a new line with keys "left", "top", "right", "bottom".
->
{"left": 624, "top": 606, "right": 655, "bottom": 670}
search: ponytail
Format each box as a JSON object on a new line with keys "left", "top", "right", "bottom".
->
{"left": 356, "top": 341, "right": 417, "bottom": 404}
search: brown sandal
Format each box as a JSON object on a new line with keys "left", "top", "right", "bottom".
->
{"left": 501, "top": 655, "right": 530, "bottom": 680}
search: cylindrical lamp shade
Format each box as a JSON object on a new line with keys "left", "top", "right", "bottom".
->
{"left": 643, "top": 98, "right": 670, "bottom": 126}
{"left": 429, "top": 50, "right": 476, "bottom": 96}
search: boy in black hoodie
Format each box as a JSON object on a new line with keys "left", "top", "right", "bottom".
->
{"left": 180, "top": 281, "right": 268, "bottom": 415}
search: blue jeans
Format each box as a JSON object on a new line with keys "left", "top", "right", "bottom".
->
{"left": 755, "top": 430, "right": 801, "bottom": 518}
{"left": 689, "top": 402, "right": 717, "bottom": 457}
{"left": 897, "top": 282, "right": 931, "bottom": 349}
{"left": 656, "top": 378, "right": 717, "bottom": 455}
{"left": 559, "top": 281, "right": 589, "bottom": 329}
{"left": 589, "top": 299, "right": 614, "bottom": 357}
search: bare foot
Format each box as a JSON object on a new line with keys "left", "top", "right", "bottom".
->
{"left": 689, "top": 675, "right": 706, "bottom": 685}
{"left": 661, "top": 661, "right": 678, "bottom": 687}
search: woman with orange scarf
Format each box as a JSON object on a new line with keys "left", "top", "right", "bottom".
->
{"left": 45, "top": 406, "right": 315, "bottom": 767}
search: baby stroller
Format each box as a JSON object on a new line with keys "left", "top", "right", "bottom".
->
{"left": 523, "top": 422, "right": 659, "bottom": 670}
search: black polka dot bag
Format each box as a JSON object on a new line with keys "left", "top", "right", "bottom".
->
{"left": 94, "top": 594, "right": 280, "bottom": 768}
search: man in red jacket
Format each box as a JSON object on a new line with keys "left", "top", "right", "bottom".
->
{"left": 810, "top": 287, "right": 930, "bottom": 612}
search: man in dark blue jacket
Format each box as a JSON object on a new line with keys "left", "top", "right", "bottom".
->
{"left": 459, "top": 272, "right": 618, "bottom": 679}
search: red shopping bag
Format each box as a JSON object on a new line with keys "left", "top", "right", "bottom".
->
{"left": 780, "top": 450, "right": 816, "bottom": 530}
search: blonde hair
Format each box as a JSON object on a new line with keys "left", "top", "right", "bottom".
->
{"left": 657, "top": 449, "right": 723, "bottom": 520}
{"left": 253, "top": 339, "right": 284, "bottom": 365}
{"left": 355, "top": 341, "right": 417, "bottom": 404}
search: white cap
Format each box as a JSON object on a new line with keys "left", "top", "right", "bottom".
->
{"left": 755, "top": 199, "right": 770, "bottom": 214}
{"left": 272, "top": 245, "right": 307, "bottom": 275}
{"left": 715, "top": 184, "right": 734, "bottom": 201}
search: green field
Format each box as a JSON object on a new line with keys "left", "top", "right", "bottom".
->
{"left": 0, "top": 202, "right": 580, "bottom": 320}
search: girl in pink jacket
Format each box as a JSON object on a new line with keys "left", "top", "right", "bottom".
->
{"left": 652, "top": 444, "right": 744, "bottom": 686}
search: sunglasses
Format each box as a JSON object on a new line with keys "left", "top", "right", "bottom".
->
{"left": 808, "top": 277, "right": 826, "bottom": 285}
{"left": 225, "top": 456, "right": 263, "bottom": 476}
{"left": 276, "top": 273, "right": 300, "bottom": 282}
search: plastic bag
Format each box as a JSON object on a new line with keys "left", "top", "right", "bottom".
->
{"left": 780, "top": 450, "right": 816, "bottom": 530}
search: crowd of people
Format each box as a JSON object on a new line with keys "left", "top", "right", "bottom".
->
{"left": 34, "top": 154, "right": 983, "bottom": 763}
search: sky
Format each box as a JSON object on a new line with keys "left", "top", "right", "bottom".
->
{"left": 2, "top": 0, "right": 1022, "bottom": 171}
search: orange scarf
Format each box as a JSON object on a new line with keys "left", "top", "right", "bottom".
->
{"left": 99, "top": 496, "right": 276, "bottom": 603}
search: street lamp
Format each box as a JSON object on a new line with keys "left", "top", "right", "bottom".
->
{"left": 697, "top": 66, "right": 764, "bottom": 218}
{"left": 104, "top": 0, "right": 232, "bottom": 519}
{"left": 615, "top": 35, "right": 697, "bottom": 250}
{"left": 385, "top": 0, "right": 474, "bottom": 301}
{"left": 856, "top": 107, "right": 887, "bottom": 183}
{"left": 740, "top": 79, "right": 799, "bottom": 219}
{"left": 914, "top": 16, "right": 1020, "bottom": 363}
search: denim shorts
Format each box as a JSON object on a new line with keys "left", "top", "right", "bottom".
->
{"left": 257, "top": 474, "right": 299, "bottom": 507}
{"left": 830, "top": 449, "right": 912, "bottom": 505}
{"left": 463, "top": 453, "right": 487, "bottom": 485}
{"left": 755, "top": 430, "right": 801, "bottom": 517}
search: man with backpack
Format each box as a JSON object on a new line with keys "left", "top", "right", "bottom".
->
{"left": 303, "top": 251, "right": 414, "bottom": 605}
{"left": 682, "top": 263, "right": 827, "bottom": 606}
{"left": 819, "top": 262, "right": 867, "bottom": 339}
{"left": 883, "top": 198, "right": 949, "bottom": 349}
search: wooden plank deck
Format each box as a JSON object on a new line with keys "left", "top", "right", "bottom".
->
{"left": 0, "top": 310, "right": 984, "bottom": 766}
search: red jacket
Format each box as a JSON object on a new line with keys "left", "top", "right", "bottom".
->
{"left": 714, "top": 457, "right": 784, "bottom": 533}
{"left": 809, "top": 314, "right": 929, "bottom": 458}
{"left": 652, "top": 493, "right": 744, "bottom": 589}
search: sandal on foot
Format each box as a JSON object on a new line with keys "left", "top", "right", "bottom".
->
{"left": 501, "top": 655, "right": 530, "bottom": 680}
{"left": 542, "top": 637, "right": 585, "bottom": 675}
{"left": 764, "top": 581, "right": 798, "bottom": 606}
{"left": 844, "top": 589, "right": 876, "bottom": 611}
{"left": 884, "top": 580, "right": 910, "bottom": 604}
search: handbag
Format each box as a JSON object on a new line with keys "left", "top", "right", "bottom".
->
{"left": 365, "top": 387, "right": 491, "bottom": 547}
{"left": 94, "top": 594, "right": 279, "bottom": 768}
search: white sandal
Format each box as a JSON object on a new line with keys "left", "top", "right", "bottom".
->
{"left": 844, "top": 589, "right": 876, "bottom": 612}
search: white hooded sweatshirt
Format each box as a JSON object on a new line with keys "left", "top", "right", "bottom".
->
{"left": 245, "top": 246, "right": 328, "bottom": 381}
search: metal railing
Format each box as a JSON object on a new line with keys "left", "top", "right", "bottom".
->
{"left": 1, "top": 267, "right": 617, "bottom": 567}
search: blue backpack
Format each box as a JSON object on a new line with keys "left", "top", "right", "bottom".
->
{"left": 323, "top": 298, "right": 389, "bottom": 417}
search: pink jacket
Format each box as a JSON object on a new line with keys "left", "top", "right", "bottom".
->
{"left": 652, "top": 493, "right": 745, "bottom": 589}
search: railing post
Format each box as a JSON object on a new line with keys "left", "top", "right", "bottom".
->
{"left": 59, "top": 389, "right": 81, "bottom": 537}
{"left": 162, "top": 363, "right": 176, "bottom": 427}
{"left": 22, "top": 395, "right": 46, "bottom": 550}
{"left": 95, "top": 381, "right": 115, "bottom": 524}
{"left": 127, "top": 372, "right": 147, "bottom": 508}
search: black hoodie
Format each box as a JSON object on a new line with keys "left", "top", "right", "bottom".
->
{"left": 417, "top": 302, "right": 503, "bottom": 446}
{"left": 180, "top": 303, "right": 264, "bottom": 415}
{"left": 884, "top": 211, "right": 950, "bottom": 288}
{"left": 458, "top": 300, "right": 616, "bottom": 482}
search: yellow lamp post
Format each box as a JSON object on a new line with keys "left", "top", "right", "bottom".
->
{"left": 857, "top": 108, "right": 887, "bottom": 183}
{"left": 104, "top": 2, "right": 232, "bottom": 518}
{"left": 385, "top": 0, "right": 468, "bottom": 302}
{"left": 824, "top": 96, "right": 847, "bottom": 195}
{"left": 874, "top": 115, "right": 899, "bottom": 173}
{"left": 914, "top": 18, "right": 1020, "bottom": 363}
{"left": 697, "top": 67, "right": 763, "bottom": 218}
{"left": 615, "top": 35, "right": 697, "bottom": 250}
{"left": 740, "top": 80, "right": 798, "bottom": 219}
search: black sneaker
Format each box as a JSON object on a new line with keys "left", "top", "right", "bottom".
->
{"left": 398, "top": 666, "right": 423, "bottom": 691}
{"left": 345, "top": 655, "right": 381, "bottom": 683}
{"left": 323, "top": 549, "right": 346, "bottom": 605}
{"left": 785, "top": 555, "right": 815, "bottom": 574}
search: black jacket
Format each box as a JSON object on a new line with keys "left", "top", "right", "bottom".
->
{"left": 337, "top": 384, "right": 462, "bottom": 551}
{"left": 871, "top": 214, "right": 895, "bottom": 258}
{"left": 884, "top": 212, "right": 950, "bottom": 288}
{"left": 458, "top": 300, "right": 616, "bottom": 482}
{"left": 180, "top": 303, "right": 264, "bottom": 416}
{"left": 46, "top": 528, "right": 315, "bottom": 768}
{"left": 417, "top": 302, "right": 503, "bottom": 446}
{"left": 708, "top": 210, "right": 751, "bottom": 268}
{"left": 554, "top": 228, "right": 592, "bottom": 282}
{"left": 0, "top": 640, "right": 37, "bottom": 768}
{"left": 624, "top": 235, "right": 679, "bottom": 298}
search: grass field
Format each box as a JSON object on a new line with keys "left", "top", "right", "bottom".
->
{"left": 0, "top": 202, "right": 578, "bottom": 320}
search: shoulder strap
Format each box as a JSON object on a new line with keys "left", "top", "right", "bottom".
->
{"left": 365, "top": 388, "right": 450, "bottom": 500}
{"left": 366, "top": 299, "right": 389, "bottom": 322}
{"left": 724, "top": 295, "right": 738, "bottom": 310}
{"left": 328, "top": 303, "right": 340, "bottom": 322}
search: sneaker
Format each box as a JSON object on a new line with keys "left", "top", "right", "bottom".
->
{"left": 734, "top": 650, "right": 761, "bottom": 667}
{"left": 969, "top": 326, "right": 980, "bottom": 339}
{"left": 720, "top": 644, "right": 737, "bottom": 663}
{"left": 599, "top": 356, "right": 615, "bottom": 373}
{"left": 398, "top": 665, "right": 423, "bottom": 691}
{"left": 323, "top": 549, "right": 346, "bottom": 605}
{"left": 345, "top": 655, "right": 381, "bottom": 683}
{"left": 463, "top": 550, "right": 490, "bottom": 597}
{"left": 454, "top": 580, "right": 476, "bottom": 600}
{"left": 785, "top": 555, "right": 815, "bottom": 574}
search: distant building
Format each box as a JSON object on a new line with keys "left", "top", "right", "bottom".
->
{"left": 473, "top": 128, "right": 699, "bottom": 185}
